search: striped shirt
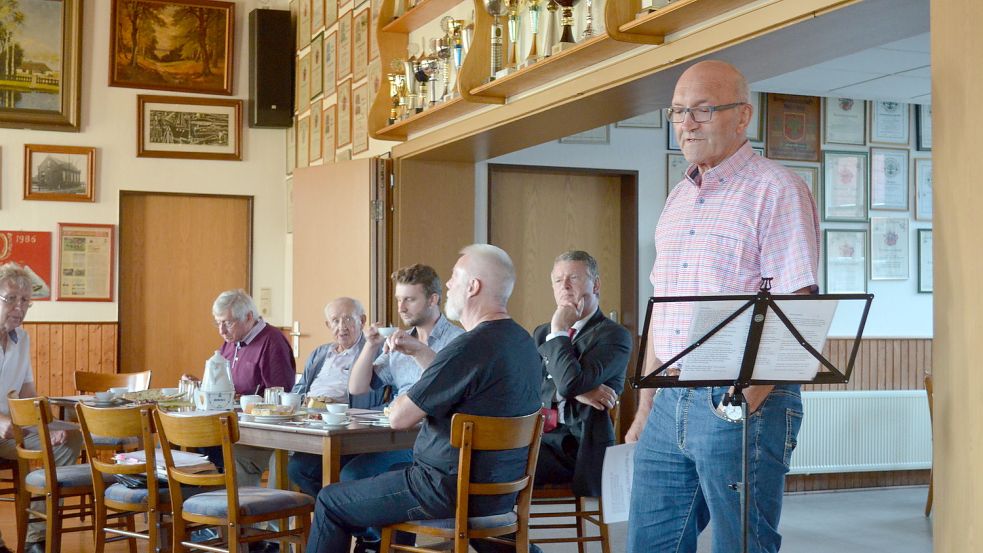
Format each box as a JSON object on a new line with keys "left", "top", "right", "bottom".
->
{"left": 650, "top": 142, "right": 820, "bottom": 368}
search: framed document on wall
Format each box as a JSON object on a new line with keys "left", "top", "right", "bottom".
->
{"left": 918, "top": 229, "right": 933, "bottom": 293}
{"left": 823, "top": 97, "right": 865, "bottom": 145}
{"left": 824, "top": 229, "right": 867, "bottom": 294}
{"left": 337, "top": 11, "right": 353, "bottom": 81}
{"left": 353, "top": 9, "right": 369, "bottom": 82}
{"left": 785, "top": 164, "right": 819, "bottom": 200}
{"left": 352, "top": 83, "right": 369, "bottom": 155}
{"left": 324, "top": 32, "right": 337, "bottom": 98}
{"left": 916, "top": 104, "right": 932, "bottom": 151}
{"left": 914, "top": 158, "right": 932, "bottom": 221}
{"left": 823, "top": 150, "right": 868, "bottom": 221}
{"left": 870, "top": 217, "right": 909, "bottom": 280}
{"left": 323, "top": 103, "right": 336, "bottom": 163}
{"left": 870, "top": 101, "right": 910, "bottom": 145}
{"left": 666, "top": 153, "right": 688, "bottom": 195}
{"left": 57, "top": 223, "right": 115, "bottom": 302}
{"left": 746, "top": 92, "right": 764, "bottom": 142}
{"left": 765, "top": 94, "right": 820, "bottom": 161}
{"left": 337, "top": 79, "right": 352, "bottom": 148}
{"left": 869, "top": 147, "right": 909, "bottom": 211}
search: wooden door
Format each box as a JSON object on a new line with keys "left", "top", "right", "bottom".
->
{"left": 488, "top": 165, "right": 637, "bottom": 335}
{"left": 292, "top": 159, "right": 386, "bottom": 362}
{"left": 119, "top": 192, "right": 252, "bottom": 387}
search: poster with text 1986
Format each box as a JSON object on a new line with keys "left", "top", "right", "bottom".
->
{"left": 0, "top": 232, "right": 53, "bottom": 300}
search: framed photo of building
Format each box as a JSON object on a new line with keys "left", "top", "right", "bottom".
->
{"left": 823, "top": 97, "right": 865, "bottom": 145}
{"left": 869, "top": 216, "right": 909, "bottom": 280}
{"left": 137, "top": 95, "right": 242, "bottom": 161}
{"left": 822, "top": 151, "right": 868, "bottom": 221}
{"left": 23, "top": 144, "right": 95, "bottom": 202}
{"left": 109, "top": 0, "right": 235, "bottom": 95}
{"left": 765, "top": 94, "right": 821, "bottom": 161}
{"left": 914, "top": 158, "right": 933, "bottom": 221}
{"left": 869, "top": 147, "right": 909, "bottom": 211}
{"left": 916, "top": 104, "right": 932, "bottom": 151}
{"left": 918, "top": 229, "right": 933, "bottom": 293}
{"left": 56, "top": 223, "right": 115, "bottom": 302}
{"left": 0, "top": 0, "right": 83, "bottom": 131}
{"left": 824, "top": 229, "right": 867, "bottom": 294}
{"left": 870, "top": 101, "right": 910, "bottom": 145}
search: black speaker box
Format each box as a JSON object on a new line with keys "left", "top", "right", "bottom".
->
{"left": 248, "top": 9, "right": 294, "bottom": 128}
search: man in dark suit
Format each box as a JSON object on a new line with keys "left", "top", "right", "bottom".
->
{"left": 534, "top": 250, "right": 633, "bottom": 498}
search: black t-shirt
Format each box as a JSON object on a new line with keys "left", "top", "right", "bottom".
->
{"left": 405, "top": 318, "right": 541, "bottom": 517}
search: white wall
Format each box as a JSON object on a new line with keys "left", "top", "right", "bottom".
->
{"left": 0, "top": 0, "right": 291, "bottom": 325}
{"left": 476, "top": 101, "right": 933, "bottom": 338}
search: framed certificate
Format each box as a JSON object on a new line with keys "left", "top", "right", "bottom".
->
{"left": 353, "top": 9, "right": 369, "bottom": 82}
{"left": 311, "top": 0, "right": 324, "bottom": 35}
{"left": 916, "top": 104, "right": 932, "bottom": 151}
{"left": 310, "top": 33, "right": 324, "bottom": 100}
{"left": 824, "top": 229, "right": 867, "bottom": 294}
{"left": 324, "top": 32, "right": 337, "bottom": 98}
{"left": 310, "top": 100, "right": 323, "bottom": 162}
{"left": 337, "top": 79, "right": 352, "bottom": 148}
{"left": 765, "top": 94, "right": 821, "bottom": 161}
{"left": 914, "top": 158, "right": 932, "bottom": 221}
{"left": 823, "top": 97, "right": 865, "bottom": 145}
{"left": 869, "top": 147, "right": 909, "bottom": 211}
{"left": 667, "top": 123, "right": 680, "bottom": 150}
{"left": 286, "top": 123, "right": 296, "bottom": 175}
{"left": 57, "top": 223, "right": 115, "bottom": 302}
{"left": 298, "top": 0, "right": 311, "bottom": 46}
{"left": 918, "top": 229, "right": 933, "bottom": 293}
{"left": 869, "top": 217, "right": 909, "bottom": 280}
{"left": 323, "top": 103, "right": 336, "bottom": 163}
{"left": 746, "top": 92, "right": 764, "bottom": 142}
{"left": 822, "top": 151, "right": 868, "bottom": 222}
{"left": 297, "top": 51, "right": 311, "bottom": 113}
{"left": 297, "top": 114, "right": 310, "bottom": 169}
{"left": 870, "top": 101, "right": 910, "bottom": 145}
{"left": 785, "top": 164, "right": 819, "bottom": 200}
{"left": 666, "top": 153, "right": 688, "bottom": 195}
{"left": 616, "top": 111, "right": 662, "bottom": 129}
{"left": 352, "top": 83, "right": 369, "bottom": 155}
{"left": 337, "top": 11, "right": 353, "bottom": 81}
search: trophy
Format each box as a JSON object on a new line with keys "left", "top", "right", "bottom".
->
{"left": 483, "top": 0, "right": 509, "bottom": 79}
{"left": 524, "top": 0, "right": 542, "bottom": 64}
{"left": 434, "top": 35, "right": 453, "bottom": 100}
{"left": 553, "top": 0, "right": 579, "bottom": 51}
{"left": 386, "top": 71, "right": 407, "bottom": 124}
{"left": 418, "top": 47, "right": 443, "bottom": 105}
{"left": 543, "top": 0, "right": 559, "bottom": 57}
{"left": 582, "top": 0, "right": 594, "bottom": 39}
{"left": 506, "top": 0, "right": 520, "bottom": 71}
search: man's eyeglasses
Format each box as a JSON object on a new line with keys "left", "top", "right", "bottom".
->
{"left": 213, "top": 319, "right": 238, "bottom": 330}
{"left": 0, "top": 294, "right": 33, "bottom": 309}
{"left": 327, "top": 315, "right": 358, "bottom": 328}
{"left": 664, "top": 102, "right": 746, "bottom": 124}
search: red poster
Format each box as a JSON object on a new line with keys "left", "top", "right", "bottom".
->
{"left": 0, "top": 231, "right": 53, "bottom": 300}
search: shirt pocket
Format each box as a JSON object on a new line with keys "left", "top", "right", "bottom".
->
{"left": 699, "top": 231, "right": 757, "bottom": 292}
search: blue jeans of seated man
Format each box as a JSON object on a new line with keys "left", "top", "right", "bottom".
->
{"left": 306, "top": 467, "right": 433, "bottom": 553}
{"left": 288, "top": 452, "right": 354, "bottom": 498}
{"left": 627, "top": 385, "right": 803, "bottom": 553}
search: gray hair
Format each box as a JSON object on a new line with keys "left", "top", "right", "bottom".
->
{"left": 0, "top": 262, "right": 32, "bottom": 293}
{"left": 323, "top": 297, "right": 365, "bottom": 320}
{"left": 460, "top": 244, "right": 516, "bottom": 304}
{"left": 212, "top": 289, "right": 259, "bottom": 321}
{"left": 554, "top": 250, "right": 600, "bottom": 282}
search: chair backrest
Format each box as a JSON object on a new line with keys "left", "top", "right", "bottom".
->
{"left": 75, "top": 370, "right": 152, "bottom": 394}
{"left": 152, "top": 410, "right": 242, "bottom": 520}
{"left": 76, "top": 403, "right": 161, "bottom": 502}
{"left": 7, "top": 393, "right": 60, "bottom": 489}
{"left": 449, "top": 412, "right": 544, "bottom": 542}
{"left": 925, "top": 373, "right": 934, "bottom": 422}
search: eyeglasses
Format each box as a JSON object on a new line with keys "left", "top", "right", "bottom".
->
{"left": 0, "top": 294, "right": 33, "bottom": 309}
{"left": 327, "top": 315, "right": 358, "bottom": 328}
{"left": 213, "top": 319, "right": 238, "bottom": 330}
{"left": 664, "top": 102, "right": 746, "bottom": 124}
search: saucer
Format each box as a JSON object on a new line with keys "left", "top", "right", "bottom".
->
{"left": 321, "top": 417, "right": 351, "bottom": 426}
{"left": 372, "top": 419, "right": 391, "bottom": 427}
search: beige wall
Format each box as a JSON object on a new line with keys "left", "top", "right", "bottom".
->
{"left": 932, "top": 0, "right": 981, "bottom": 550}
{"left": 0, "top": 0, "right": 291, "bottom": 325}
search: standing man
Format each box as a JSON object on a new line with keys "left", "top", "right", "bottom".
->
{"left": 305, "top": 244, "right": 541, "bottom": 553}
{"left": 0, "top": 263, "right": 83, "bottom": 553}
{"left": 211, "top": 289, "right": 296, "bottom": 490}
{"left": 626, "top": 60, "right": 820, "bottom": 553}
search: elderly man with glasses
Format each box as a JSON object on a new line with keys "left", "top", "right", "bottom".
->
{"left": 0, "top": 263, "right": 83, "bottom": 553}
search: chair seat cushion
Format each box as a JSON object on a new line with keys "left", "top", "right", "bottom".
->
{"left": 182, "top": 486, "right": 314, "bottom": 518}
{"left": 408, "top": 511, "right": 517, "bottom": 530}
{"left": 92, "top": 435, "right": 140, "bottom": 449}
{"left": 25, "top": 464, "right": 113, "bottom": 489}
{"left": 103, "top": 482, "right": 210, "bottom": 506}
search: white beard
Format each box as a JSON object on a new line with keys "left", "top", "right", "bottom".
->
{"left": 444, "top": 290, "right": 463, "bottom": 322}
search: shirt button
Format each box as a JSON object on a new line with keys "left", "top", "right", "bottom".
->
{"left": 689, "top": 229, "right": 695, "bottom": 235}
{"left": 720, "top": 178, "right": 726, "bottom": 184}
{"left": 675, "top": 329, "right": 681, "bottom": 335}
{"left": 682, "top": 262, "right": 688, "bottom": 268}
{"left": 698, "top": 198, "right": 705, "bottom": 204}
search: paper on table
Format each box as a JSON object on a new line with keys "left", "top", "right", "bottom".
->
{"left": 601, "top": 442, "right": 637, "bottom": 524}
{"left": 679, "top": 299, "right": 838, "bottom": 382}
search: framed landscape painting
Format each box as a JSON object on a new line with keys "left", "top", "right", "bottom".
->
{"left": 109, "top": 0, "right": 235, "bottom": 95}
{"left": 0, "top": 0, "right": 83, "bottom": 131}
{"left": 137, "top": 95, "right": 242, "bottom": 160}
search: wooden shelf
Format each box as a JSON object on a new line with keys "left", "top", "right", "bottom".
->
{"left": 372, "top": 96, "right": 485, "bottom": 140}
{"left": 383, "top": 0, "right": 467, "bottom": 33}
{"left": 467, "top": 35, "right": 636, "bottom": 100}
{"left": 617, "top": 0, "right": 753, "bottom": 41}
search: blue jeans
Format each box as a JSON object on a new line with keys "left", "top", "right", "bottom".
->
{"left": 288, "top": 449, "right": 413, "bottom": 499}
{"left": 305, "top": 468, "right": 432, "bottom": 553}
{"left": 340, "top": 450, "right": 414, "bottom": 542}
{"left": 627, "top": 385, "right": 803, "bottom": 553}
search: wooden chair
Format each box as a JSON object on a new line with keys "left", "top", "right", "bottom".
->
{"left": 0, "top": 457, "right": 26, "bottom": 552}
{"left": 379, "top": 411, "right": 545, "bottom": 553}
{"left": 152, "top": 410, "right": 314, "bottom": 553}
{"left": 529, "top": 402, "right": 619, "bottom": 553}
{"left": 924, "top": 373, "right": 934, "bottom": 517}
{"left": 74, "top": 370, "right": 152, "bottom": 396}
{"left": 7, "top": 394, "right": 114, "bottom": 553}
{"left": 76, "top": 403, "right": 167, "bottom": 553}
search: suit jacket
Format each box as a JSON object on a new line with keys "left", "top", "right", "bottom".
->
{"left": 534, "top": 308, "right": 632, "bottom": 497}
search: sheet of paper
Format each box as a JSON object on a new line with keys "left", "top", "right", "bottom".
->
{"left": 601, "top": 442, "right": 636, "bottom": 523}
{"left": 679, "top": 299, "right": 838, "bottom": 382}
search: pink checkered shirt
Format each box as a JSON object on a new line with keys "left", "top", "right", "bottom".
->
{"left": 649, "top": 142, "right": 820, "bottom": 369}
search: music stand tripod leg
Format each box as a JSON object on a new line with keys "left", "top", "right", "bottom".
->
{"left": 723, "top": 388, "right": 751, "bottom": 553}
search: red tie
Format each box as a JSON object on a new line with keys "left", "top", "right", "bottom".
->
{"left": 568, "top": 327, "right": 577, "bottom": 340}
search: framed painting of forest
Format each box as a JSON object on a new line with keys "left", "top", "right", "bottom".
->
{"left": 109, "top": 0, "right": 235, "bottom": 95}
{"left": 0, "top": 0, "right": 83, "bottom": 131}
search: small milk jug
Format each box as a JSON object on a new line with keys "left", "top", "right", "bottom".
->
{"left": 196, "top": 351, "right": 235, "bottom": 411}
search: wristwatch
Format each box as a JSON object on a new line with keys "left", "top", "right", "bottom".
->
{"left": 718, "top": 401, "right": 744, "bottom": 422}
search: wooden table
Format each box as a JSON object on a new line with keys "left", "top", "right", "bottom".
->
{"left": 236, "top": 414, "right": 419, "bottom": 488}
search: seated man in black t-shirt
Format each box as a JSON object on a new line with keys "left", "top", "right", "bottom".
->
{"left": 305, "top": 244, "right": 542, "bottom": 553}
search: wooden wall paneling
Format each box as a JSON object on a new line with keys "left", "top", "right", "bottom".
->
{"left": 22, "top": 323, "right": 119, "bottom": 397}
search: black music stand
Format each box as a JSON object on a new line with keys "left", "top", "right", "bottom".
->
{"left": 632, "top": 278, "right": 873, "bottom": 553}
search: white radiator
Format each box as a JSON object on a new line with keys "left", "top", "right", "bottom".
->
{"left": 788, "top": 390, "right": 932, "bottom": 474}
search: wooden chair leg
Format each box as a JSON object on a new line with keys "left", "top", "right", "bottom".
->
{"left": 379, "top": 527, "right": 394, "bottom": 553}
{"left": 596, "top": 497, "right": 611, "bottom": 553}
{"left": 93, "top": 501, "right": 108, "bottom": 553}
{"left": 575, "top": 496, "right": 587, "bottom": 553}
{"left": 46, "top": 495, "right": 62, "bottom": 553}
{"left": 14, "top": 489, "right": 28, "bottom": 553}
{"left": 924, "top": 469, "right": 933, "bottom": 517}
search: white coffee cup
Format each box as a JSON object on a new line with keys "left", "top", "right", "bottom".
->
{"left": 280, "top": 392, "right": 303, "bottom": 410}
{"left": 240, "top": 394, "right": 263, "bottom": 412}
{"left": 94, "top": 391, "right": 114, "bottom": 402}
{"left": 322, "top": 412, "right": 347, "bottom": 425}
{"left": 377, "top": 326, "right": 398, "bottom": 338}
{"left": 110, "top": 386, "right": 129, "bottom": 398}
{"left": 326, "top": 403, "right": 348, "bottom": 415}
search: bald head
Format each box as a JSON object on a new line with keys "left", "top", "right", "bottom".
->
{"left": 458, "top": 244, "right": 516, "bottom": 305}
{"left": 676, "top": 60, "right": 749, "bottom": 104}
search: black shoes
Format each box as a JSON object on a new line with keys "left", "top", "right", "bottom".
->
{"left": 24, "top": 542, "right": 45, "bottom": 553}
{"left": 247, "top": 541, "right": 280, "bottom": 553}
{"left": 353, "top": 538, "right": 381, "bottom": 553}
